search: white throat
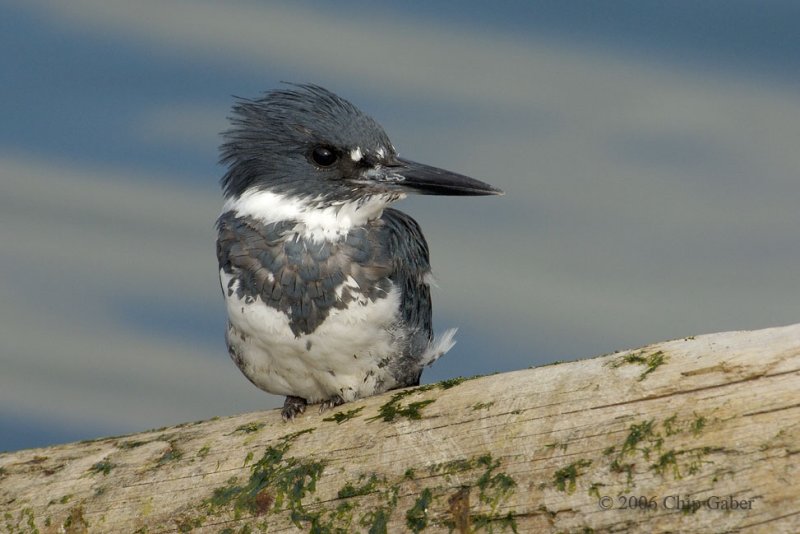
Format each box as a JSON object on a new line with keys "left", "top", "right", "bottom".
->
{"left": 223, "top": 189, "right": 405, "bottom": 242}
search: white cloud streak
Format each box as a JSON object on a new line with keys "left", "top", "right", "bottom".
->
{"left": 0, "top": 154, "right": 278, "bottom": 432}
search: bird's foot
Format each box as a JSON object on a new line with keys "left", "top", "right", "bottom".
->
{"left": 282, "top": 395, "right": 307, "bottom": 421}
{"left": 318, "top": 395, "right": 345, "bottom": 413}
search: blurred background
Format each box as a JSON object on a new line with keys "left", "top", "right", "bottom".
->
{"left": 1, "top": 0, "right": 799, "bottom": 452}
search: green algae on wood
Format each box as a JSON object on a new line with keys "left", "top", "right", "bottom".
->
{"left": 63, "top": 505, "right": 89, "bottom": 533}
{"left": 553, "top": 459, "right": 592, "bottom": 494}
{"left": 338, "top": 474, "right": 381, "bottom": 499}
{"left": 87, "top": 460, "right": 115, "bottom": 476}
{"left": 476, "top": 454, "right": 517, "bottom": 511}
{"left": 196, "top": 444, "right": 211, "bottom": 459}
{"left": 368, "top": 389, "right": 436, "bottom": 423}
{"left": 323, "top": 406, "right": 364, "bottom": 424}
{"left": 231, "top": 422, "right": 266, "bottom": 434}
{"left": 603, "top": 414, "right": 718, "bottom": 488}
{"left": 117, "top": 439, "right": 148, "bottom": 450}
{"left": 206, "top": 429, "right": 323, "bottom": 521}
{"left": 156, "top": 441, "right": 183, "bottom": 466}
{"left": 472, "top": 511, "right": 519, "bottom": 533}
{"left": 690, "top": 413, "right": 707, "bottom": 436}
{"left": 405, "top": 488, "right": 433, "bottom": 532}
{"left": 611, "top": 350, "right": 667, "bottom": 381}
{"left": 4, "top": 508, "right": 38, "bottom": 534}
{"left": 437, "top": 377, "right": 467, "bottom": 389}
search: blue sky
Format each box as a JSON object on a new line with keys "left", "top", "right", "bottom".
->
{"left": 1, "top": 1, "right": 799, "bottom": 452}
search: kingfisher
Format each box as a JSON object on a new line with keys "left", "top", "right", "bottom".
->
{"left": 216, "top": 84, "right": 502, "bottom": 420}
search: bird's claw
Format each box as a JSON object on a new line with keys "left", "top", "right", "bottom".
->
{"left": 281, "top": 395, "right": 307, "bottom": 421}
{"left": 318, "top": 396, "right": 345, "bottom": 413}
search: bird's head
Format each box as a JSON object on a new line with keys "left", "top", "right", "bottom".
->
{"left": 220, "top": 84, "right": 502, "bottom": 206}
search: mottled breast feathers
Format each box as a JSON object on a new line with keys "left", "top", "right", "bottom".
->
{"left": 216, "top": 207, "right": 433, "bottom": 347}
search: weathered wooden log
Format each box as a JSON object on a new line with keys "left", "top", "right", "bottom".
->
{"left": 1, "top": 323, "right": 799, "bottom": 533}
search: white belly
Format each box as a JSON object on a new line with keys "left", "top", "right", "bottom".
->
{"left": 221, "top": 270, "right": 406, "bottom": 403}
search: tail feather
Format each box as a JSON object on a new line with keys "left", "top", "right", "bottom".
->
{"left": 420, "top": 328, "right": 458, "bottom": 367}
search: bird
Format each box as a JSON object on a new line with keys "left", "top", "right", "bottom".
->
{"left": 216, "top": 84, "right": 502, "bottom": 420}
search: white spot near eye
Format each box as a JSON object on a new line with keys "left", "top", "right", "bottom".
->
{"left": 350, "top": 147, "right": 363, "bottom": 162}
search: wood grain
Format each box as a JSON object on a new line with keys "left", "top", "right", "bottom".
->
{"left": 2, "top": 323, "right": 799, "bottom": 533}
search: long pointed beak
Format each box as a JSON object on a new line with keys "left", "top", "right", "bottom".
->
{"left": 390, "top": 158, "right": 504, "bottom": 196}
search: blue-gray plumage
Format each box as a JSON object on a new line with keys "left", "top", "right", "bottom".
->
{"left": 216, "top": 84, "right": 502, "bottom": 420}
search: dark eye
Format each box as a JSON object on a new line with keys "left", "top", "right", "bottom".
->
{"left": 311, "top": 146, "right": 338, "bottom": 167}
